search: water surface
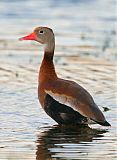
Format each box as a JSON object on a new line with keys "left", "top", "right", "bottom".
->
{"left": 0, "top": 0, "right": 116, "bottom": 159}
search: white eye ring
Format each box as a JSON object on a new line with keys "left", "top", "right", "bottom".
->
{"left": 39, "top": 30, "right": 44, "bottom": 34}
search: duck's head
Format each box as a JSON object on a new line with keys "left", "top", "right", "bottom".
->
{"left": 19, "top": 27, "right": 55, "bottom": 44}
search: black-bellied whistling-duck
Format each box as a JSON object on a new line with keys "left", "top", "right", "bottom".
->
{"left": 19, "top": 26, "right": 111, "bottom": 126}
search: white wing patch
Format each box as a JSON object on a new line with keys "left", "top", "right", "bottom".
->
{"left": 45, "top": 90, "right": 78, "bottom": 112}
{"left": 44, "top": 90, "right": 106, "bottom": 122}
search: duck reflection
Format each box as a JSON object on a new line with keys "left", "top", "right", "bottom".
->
{"left": 36, "top": 125, "right": 107, "bottom": 160}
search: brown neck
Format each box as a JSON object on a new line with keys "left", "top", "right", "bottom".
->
{"left": 39, "top": 41, "right": 57, "bottom": 83}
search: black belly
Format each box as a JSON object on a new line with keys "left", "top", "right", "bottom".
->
{"left": 44, "top": 94, "right": 87, "bottom": 125}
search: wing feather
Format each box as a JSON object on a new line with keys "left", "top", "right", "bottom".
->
{"left": 44, "top": 79, "right": 106, "bottom": 123}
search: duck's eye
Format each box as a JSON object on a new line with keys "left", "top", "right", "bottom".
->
{"left": 39, "top": 30, "right": 44, "bottom": 34}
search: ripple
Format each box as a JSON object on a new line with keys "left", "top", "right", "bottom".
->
{"left": 0, "top": 0, "right": 116, "bottom": 159}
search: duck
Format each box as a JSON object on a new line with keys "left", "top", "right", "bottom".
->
{"left": 19, "top": 26, "right": 111, "bottom": 126}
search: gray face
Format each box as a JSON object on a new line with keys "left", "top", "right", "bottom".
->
{"left": 34, "top": 27, "right": 54, "bottom": 44}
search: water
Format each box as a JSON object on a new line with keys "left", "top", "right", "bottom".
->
{"left": 0, "top": 0, "right": 116, "bottom": 159}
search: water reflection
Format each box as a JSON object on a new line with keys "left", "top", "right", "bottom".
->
{"left": 0, "top": 0, "right": 116, "bottom": 159}
{"left": 36, "top": 125, "right": 107, "bottom": 160}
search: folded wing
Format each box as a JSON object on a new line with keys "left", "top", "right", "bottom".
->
{"left": 44, "top": 79, "right": 110, "bottom": 126}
